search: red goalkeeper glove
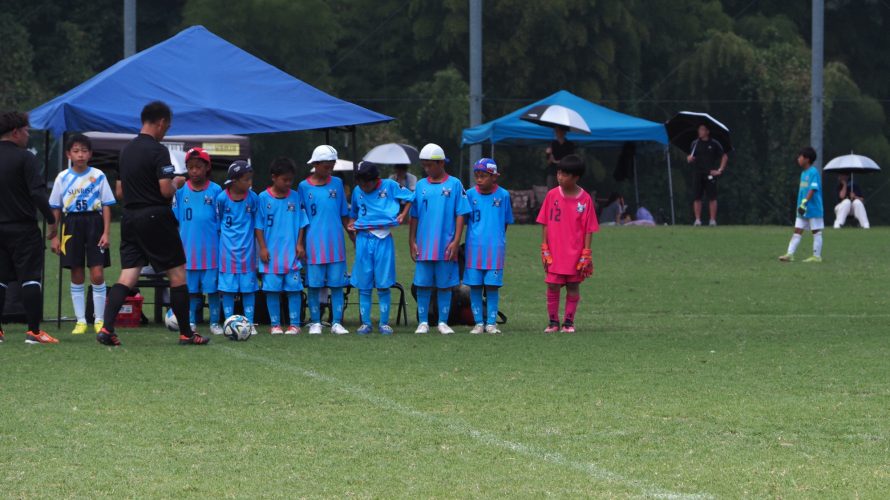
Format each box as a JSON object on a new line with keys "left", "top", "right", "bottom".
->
{"left": 576, "top": 248, "right": 593, "bottom": 278}
{"left": 541, "top": 243, "right": 553, "bottom": 266}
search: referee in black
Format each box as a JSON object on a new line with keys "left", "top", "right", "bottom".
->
{"left": 0, "top": 111, "right": 57, "bottom": 344}
{"left": 98, "top": 101, "right": 209, "bottom": 346}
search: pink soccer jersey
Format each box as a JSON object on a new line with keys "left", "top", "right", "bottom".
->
{"left": 536, "top": 187, "right": 599, "bottom": 275}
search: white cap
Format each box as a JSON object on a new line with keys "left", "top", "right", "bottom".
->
{"left": 418, "top": 143, "right": 446, "bottom": 161}
{"left": 307, "top": 145, "right": 338, "bottom": 164}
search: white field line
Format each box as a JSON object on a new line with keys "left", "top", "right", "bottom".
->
{"left": 222, "top": 346, "right": 713, "bottom": 499}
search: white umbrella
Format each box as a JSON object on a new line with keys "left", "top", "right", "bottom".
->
{"left": 823, "top": 152, "right": 881, "bottom": 174}
{"left": 311, "top": 159, "right": 354, "bottom": 173}
{"left": 363, "top": 143, "right": 419, "bottom": 164}
{"left": 520, "top": 104, "right": 591, "bottom": 134}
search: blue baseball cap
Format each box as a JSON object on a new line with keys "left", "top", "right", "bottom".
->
{"left": 473, "top": 157, "right": 498, "bottom": 175}
{"left": 225, "top": 160, "right": 253, "bottom": 185}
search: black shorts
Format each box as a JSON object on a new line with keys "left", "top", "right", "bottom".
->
{"left": 60, "top": 212, "right": 111, "bottom": 269}
{"left": 119, "top": 207, "right": 186, "bottom": 272}
{"left": 0, "top": 223, "right": 45, "bottom": 283}
{"left": 692, "top": 173, "right": 718, "bottom": 201}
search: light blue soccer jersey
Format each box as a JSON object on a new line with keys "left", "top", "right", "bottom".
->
{"left": 173, "top": 181, "right": 223, "bottom": 270}
{"left": 410, "top": 175, "right": 471, "bottom": 261}
{"left": 350, "top": 178, "right": 414, "bottom": 230}
{"left": 257, "top": 188, "right": 309, "bottom": 274}
{"left": 296, "top": 176, "right": 349, "bottom": 265}
{"left": 215, "top": 188, "right": 260, "bottom": 274}
{"left": 465, "top": 186, "right": 514, "bottom": 270}
{"left": 797, "top": 166, "right": 823, "bottom": 218}
{"left": 49, "top": 166, "right": 116, "bottom": 213}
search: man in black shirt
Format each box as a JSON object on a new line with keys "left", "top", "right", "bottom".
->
{"left": 97, "top": 101, "right": 209, "bottom": 346}
{"left": 0, "top": 111, "right": 58, "bottom": 344}
{"left": 687, "top": 124, "right": 728, "bottom": 226}
{"left": 545, "top": 126, "right": 575, "bottom": 189}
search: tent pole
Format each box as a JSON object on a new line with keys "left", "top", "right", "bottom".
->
{"left": 459, "top": 148, "right": 465, "bottom": 185}
{"left": 666, "top": 149, "right": 676, "bottom": 225}
{"left": 490, "top": 143, "right": 495, "bottom": 158}
{"left": 325, "top": 129, "right": 330, "bottom": 145}
{"left": 350, "top": 126, "right": 357, "bottom": 178}
{"left": 633, "top": 153, "right": 640, "bottom": 207}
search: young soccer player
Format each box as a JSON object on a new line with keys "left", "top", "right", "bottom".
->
{"left": 297, "top": 145, "right": 352, "bottom": 335}
{"left": 464, "top": 158, "right": 513, "bottom": 334}
{"left": 409, "top": 143, "right": 471, "bottom": 334}
{"left": 536, "top": 154, "right": 599, "bottom": 333}
{"left": 216, "top": 160, "right": 260, "bottom": 333}
{"left": 256, "top": 157, "right": 309, "bottom": 335}
{"left": 779, "top": 147, "right": 824, "bottom": 263}
{"left": 347, "top": 161, "right": 414, "bottom": 335}
{"left": 172, "top": 147, "right": 223, "bottom": 334}
{"left": 48, "top": 134, "right": 116, "bottom": 334}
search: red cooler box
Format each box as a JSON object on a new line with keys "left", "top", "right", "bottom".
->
{"left": 116, "top": 294, "right": 144, "bottom": 328}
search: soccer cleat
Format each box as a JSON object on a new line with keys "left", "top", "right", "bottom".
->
{"left": 709, "top": 219, "right": 717, "bottom": 227}
{"left": 356, "top": 324, "right": 373, "bottom": 335}
{"left": 693, "top": 219, "right": 702, "bottom": 227}
{"left": 179, "top": 333, "right": 211, "bottom": 345}
{"left": 285, "top": 325, "right": 301, "bottom": 335}
{"left": 560, "top": 323, "right": 576, "bottom": 333}
{"left": 0, "top": 329, "right": 5, "bottom": 343}
{"left": 803, "top": 255, "right": 823, "bottom": 263}
{"left": 190, "top": 323, "right": 198, "bottom": 334}
{"left": 71, "top": 322, "right": 88, "bottom": 335}
{"left": 210, "top": 323, "right": 224, "bottom": 335}
{"left": 270, "top": 325, "right": 284, "bottom": 335}
{"left": 470, "top": 323, "right": 484, "bottom": 335}
{"left": 25, "top": 331, "right": 59, "bottom": 344}
{"left": 414, "top": 322, "right": 429, "bottom": 334}
{"left": 437, "top": 322, "right": 454, "bottom": 335}
{"left": 379, "top": 324, "right": 394, "bottom": 335}
{"left": 93, "top": 320, "right": 104, "bottom": 334}
{"left": 544, "top": 321, "right": 560, "bottom": 333}
{"left": 308, "top": 323, "right": 323, "bottom": 335}
{"left": 485, "top": 324, "right": 501, "bottom": 334}
{"left": 331, "top": 323, "right": 349, "bottom": 335}
{"left": 96, "top": 328, "right": 121, "bottom": 346}
{"left": 778, "top": 254, "right": 794, "bottom": 262}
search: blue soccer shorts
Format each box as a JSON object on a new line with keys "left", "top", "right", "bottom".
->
{"left": 186, "top": 269, "right": 218, "bottom": 294}
{"left": 306, "top": 261, "right": 348, "bottom": 288}
{"left": 261, "top": 270, "right": 304, "bottom": 292}
{"left": 413, "top": 260, "right": 460, "bottom": 288}
{"left": 462, "top": 267, "right": 503, "bottom": 287}
{"left": 218, "top": 271, "right": 258, "bottom": 293}
{"left": 350, "top": 232, "right": 396, "bottom": 290}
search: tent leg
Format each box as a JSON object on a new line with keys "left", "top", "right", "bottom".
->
{"left": 666, "top": 150, "right": 676, "bottom": 225}
{"left": 490, "top": 143, "right": 495, "bottom": 157}
{"left": 459, "top": 148, "right": 465, "bottom": 185}
{"left": 633, "top": 154, "right": 640, "bottom": 207}
{"left": 325, "top": 129, "right": 330, "bottom": 144}
{"left": 350, "top": 126, "right": 357, "bottom": 177}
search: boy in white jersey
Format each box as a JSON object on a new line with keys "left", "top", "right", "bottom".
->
{"left": 48, "top": 134, "right": 116, "bottom": 334}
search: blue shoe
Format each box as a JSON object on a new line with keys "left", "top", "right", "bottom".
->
{"left": 356, "top": 324, "right": 373, "bottom": 335}
{"left": 379, "top": 324, "right": 394, "bottom": 335}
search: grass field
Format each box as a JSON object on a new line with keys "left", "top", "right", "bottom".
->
{"left": 1, "top": 224, "right": 888, "bottom": 498}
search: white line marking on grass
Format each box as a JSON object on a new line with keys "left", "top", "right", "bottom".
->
{"left": 222, "top": 346, "right": 712, "bottom": 499}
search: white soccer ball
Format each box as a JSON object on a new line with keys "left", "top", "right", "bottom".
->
{"left": 164, "top": 309, "right": 179, "bottom": 332}
{"left": 223, "top": 315, "right": 252, "bottom": 341}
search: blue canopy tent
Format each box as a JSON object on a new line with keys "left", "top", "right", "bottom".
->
{"left": 461, "top": 90, "right": 676, "bottom": 223}
{"left": 29, "top": 25, "right": 393, "bottom": 136}
{"left": 28, "top": 25, "right": 393, "bottom": 327}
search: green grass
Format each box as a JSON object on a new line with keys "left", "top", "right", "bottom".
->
{"left": 2, "top": 224, "right": 889, "bottom": 498}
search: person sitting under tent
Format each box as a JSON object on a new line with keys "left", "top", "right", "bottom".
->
{"left": 599, "top": 192, "right": 626, "bottom": 226}
{"left": 833, "top": 173, "right": 870, "bottom": 229}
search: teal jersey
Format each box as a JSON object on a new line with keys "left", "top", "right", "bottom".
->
{"left": 797, "top": 166, "right": 823, "bottom": 218}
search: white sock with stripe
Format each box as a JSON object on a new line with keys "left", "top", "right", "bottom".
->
{"left": 92, "top": 282, "right": 107, "bottom": 322}
{"left": 71, "top": 283, "right": 86, "bottom": 323}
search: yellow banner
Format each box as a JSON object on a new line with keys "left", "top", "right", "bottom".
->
{"left": 202, "top": 143, "right": 241, "bottom": 156}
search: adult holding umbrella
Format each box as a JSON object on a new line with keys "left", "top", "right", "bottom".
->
{"left": 364, "top": 143, "right": 419, "bottom": 191}
{"left": 520, "top": 104, "right": 590, "bottom": 189}
{"left": 824, "top": 152, "right": 879, "bottom": 229}
{"left": 666, "top": 112, "right": 731, "bottom": 226}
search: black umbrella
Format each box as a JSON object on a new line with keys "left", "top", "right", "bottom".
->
{"left": 520, "top": 104, "right": 591, "bottom": 134}
{"left": 666, "top": 111, "right": 733, "bottom": 154}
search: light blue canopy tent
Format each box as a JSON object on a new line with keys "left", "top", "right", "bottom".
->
{"left": 29, "top": 25, "right": 393, "bottom": 136}
{"left": 28, "top": 25, "right": 393, "bottom": 327}
{"left": 461, "top": 90, "right": 676, "bottom": 223}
